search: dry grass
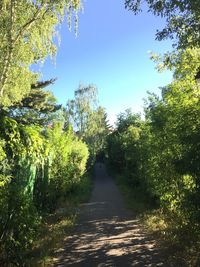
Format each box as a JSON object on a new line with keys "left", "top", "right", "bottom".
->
{"left": 115, "top": 174, "right": 200, "bottom": 267}
{"left": 28, "top": 203, "right": 77, "bottom": 266}
{"left": 142, "top": 210, "right": 200, "bottom": 267}
{"left": 27, "top": 174, "right": 92, "bottom": 266}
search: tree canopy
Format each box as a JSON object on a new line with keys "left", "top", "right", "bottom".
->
{"left": 125, "top": 0, "right": 200, "bottom": 48}
{"left": 0, "top": 0, "right": 82, "bottom": 107}
{"left": 66, "top": 84, "right": 111, "bottom": 163}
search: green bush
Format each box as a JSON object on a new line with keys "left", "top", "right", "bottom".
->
{"left": 0, "top": 118, "right": 89, "bottom": 265}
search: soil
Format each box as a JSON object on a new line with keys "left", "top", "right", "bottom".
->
{"left": 52, "top": 163, "right": 171, "bottom": 267}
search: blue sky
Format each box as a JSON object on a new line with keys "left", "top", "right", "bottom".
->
{"left": 41, "top": 0, "right": 173, "bottom": 124}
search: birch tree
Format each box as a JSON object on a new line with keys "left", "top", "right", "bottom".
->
{"left": 0, "top": 0, "right": 82, "bottom": 107}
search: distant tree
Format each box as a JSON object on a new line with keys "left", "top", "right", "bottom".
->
{"left": 116, "top": 108, "right": 141, "bottom": 132}
{"left": 66, "top": 84, "right": 98, "bottom": 137}
{"left": 125, "top": 0, "right": 200, "bottom": 48}
{"left": 66, "top": 84, "right": 111, "bottom": 163}
{"left": 85, "top": 107, "right": 111, "bottom": 161}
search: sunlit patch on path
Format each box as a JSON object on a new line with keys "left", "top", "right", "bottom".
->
{"left": 52, "top": 164, "right": 168, "bottom": 267}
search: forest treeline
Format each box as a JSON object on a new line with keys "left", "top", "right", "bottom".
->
{"left": 0, "top": 0, "right": 200, "bottom": 266}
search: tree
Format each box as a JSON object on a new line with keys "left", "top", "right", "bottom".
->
{"left": 6, "top": 78, "right": 62, "bottom": 125}
{"left": 66, "top": 84, "right": 110, "bottom": 163}
{"left": 107, "top": 109, "right": 142, "bottom": 176}
{"left": 116, "top": 108, "right": 141, "bottom": 132}
{"left": 66, "top": 84, "right": 98, "bottom": 137}
{"left": 0, "top": 0, "right": 82, "bottom": 107}
{"left": 125, "top": 0, "right": 200, "bottom": 48}
{"left": 84, "top": 107, "right": 111, "bottom": 161}
{"left": 0, "top": 115, "right": 89, "bottom": 264}
{"left": 139, "top": 48, "right": 200, "bottom": 231}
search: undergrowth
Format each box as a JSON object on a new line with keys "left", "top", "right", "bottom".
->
{"left": 114, "top": 173, "right": 200, "bottom": 267}
{"left": 27, "top": 173, "right": 92, "bottom": 266}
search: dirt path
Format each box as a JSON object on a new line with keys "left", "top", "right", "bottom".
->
{"left": 52, "top": 164, "right": 169, "bottom": 267}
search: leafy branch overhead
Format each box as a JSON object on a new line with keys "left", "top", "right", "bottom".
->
{"left": 3, "top": 78, "right": 61, "bottom": 125}
{"left": 0, "top": 0, "right": 82, "bottom": 107}
{"left": 125, "top": 0, "right": 200, "bottom": 48}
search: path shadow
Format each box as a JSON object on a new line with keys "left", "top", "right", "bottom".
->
{"left": 52, "top": 164, "right": 169, "bottom": 267}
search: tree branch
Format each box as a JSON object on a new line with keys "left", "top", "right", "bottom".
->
{"left": 0, "top": 0, "right": 15, "bottom": 97}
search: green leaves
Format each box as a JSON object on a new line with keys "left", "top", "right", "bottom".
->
{"left": 125, "top": 0, "right": 200, "bottom": 48}
{"left": 107, "top": 47, "right": 200, "bottom": 238}
{"left": 0, "top": 0, "right": 82, "bottom": 107}
{"left": 106, "top": 110, "right": 143, "bottom": 183}
{"left": 0, "top": 115, "right": 89, "bottom": 264}
{"left": 66, "top": 84, "right": 110, "bottom": 164}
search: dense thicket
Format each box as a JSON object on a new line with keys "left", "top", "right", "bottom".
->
{"left": 106, "top": 48, "right": 200, "bottom": 262}
{"left": 0, "top": 114, "right": 89, "bottom": 265}
{"left": 0, "top": 1, "right": 95, "bottom": 265}
{"left": 106, "top": 3, "right": 200, "bottom": 262}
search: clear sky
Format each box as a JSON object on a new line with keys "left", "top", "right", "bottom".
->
{"left": 40, "top": 0, "right": 173, "bottom": 124}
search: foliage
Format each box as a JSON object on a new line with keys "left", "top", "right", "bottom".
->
{"left": 0, "top": 115, "right": 89, "bottom": 265}
{"left": 7, "top": 79, "right": 62, "bottom": 125}
{"left": 66, "top": 84, "right": 111, "bottom": 164}
{"left": 0, "top": 1, "right": 93, "bottom": 266}
{"left": 66, "top": 84, "right": 99, "bottom": 136}
{"left": 145, "top": 64, "right": 200, "bottom": 223}
{"left": 106, "top": 109, "right": 142, "bottom": 176}
{"left": 116, "top": 108, "right": 141, "bottom": 132}
{"left": 0, "top": 116, "right": 45, "bottom": 265}
{"left": 106, "top": 48, "right": 200, "bottom": 264}
{"left": 0, "top": 139, "right": 11, "bottom": 188}
{"left": 46, "top": 122, "right": 89, "bottom": 208}
{"left": 125, "top": 0, "right": 200, "bottom": 48}
{"left": 0, "top": 0, "right": 82, "bottom": 107}
{"left": 28, "top": 174, "right": 92, "bottom": 267}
